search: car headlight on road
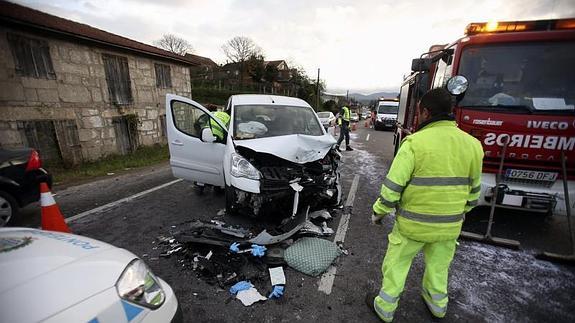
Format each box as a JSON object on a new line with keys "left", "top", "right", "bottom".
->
{"left": 116, "top": 259, "right": 165, "bottom": 309}
{"left": 231, "top": 152, "right": 260, "bottom": 180}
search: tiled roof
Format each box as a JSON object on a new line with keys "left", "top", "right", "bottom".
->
{"left": 184, "top": 53, "right": 218, "bottom": 67}
{"left": 0, "top": 1, "right": 200, "bottom": 66}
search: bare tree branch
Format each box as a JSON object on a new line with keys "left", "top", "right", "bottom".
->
{"left": 221, "top": 36, "right": 262, "bottom": 63}
{"left": 154, "top": 34, "right": 194, "bottom": 56}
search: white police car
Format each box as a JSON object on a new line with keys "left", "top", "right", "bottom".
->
{"left": 0, "top": 228, "right": 182, "bottom": 323}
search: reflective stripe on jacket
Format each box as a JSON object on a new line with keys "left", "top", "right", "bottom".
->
{"left": 211, "top": 111, "right": 230, "bottom": 141}
{"left": 373, "top": 120, "right": 484, "bottom": 242}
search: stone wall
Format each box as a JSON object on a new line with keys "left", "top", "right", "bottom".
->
{"left": 0, "top": 26, "right": 192, "bottom": 161}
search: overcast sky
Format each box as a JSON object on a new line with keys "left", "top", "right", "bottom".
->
{"left": 14, "top": 0, "right": 575, "bottom": 94}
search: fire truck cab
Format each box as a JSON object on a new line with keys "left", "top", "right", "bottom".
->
{"left": 395, "top": 19, "right": 575, "bottom": 216}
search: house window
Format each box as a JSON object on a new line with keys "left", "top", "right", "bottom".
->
{"left": 155, "top": 63, "right": 172, "bottom": 88}
{"left": 18, "top": 119, "right": 82, "bottom": 166}
{"left": 102, "top": 54, "right": 133, "bottom": 105}
{"left": 7, "top": 33, "right": 56, "bottom": 79}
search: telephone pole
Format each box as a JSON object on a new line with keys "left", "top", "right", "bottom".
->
{"left": 316, "top": 68, "right": 321, "bottom": 110}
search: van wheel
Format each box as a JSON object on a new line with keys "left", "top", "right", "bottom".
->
{"left": 225, "top": 185, "right": 238, "bottom": 216}
{"left": 213, "top": 186, "right": 224, "bottom": 195}
{"left": 0, "top": 191, "right": 18, "bottom": 227}
{"left": 193, "top": 182, "right": 205, "bottom": 195}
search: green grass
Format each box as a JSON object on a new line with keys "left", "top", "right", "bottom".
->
{"left": 48, "top": 144, "right": 169, "bottom": 186}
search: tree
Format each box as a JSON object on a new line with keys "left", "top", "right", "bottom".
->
{"left": 155, "top": 34, "right": 193, "bottom": 56}
{"left": 289, "top": 65, "right": 325, "bottom": 109}
{"left": 222, "top": 36, "right": 262, "bottom": 64}
{"left": 322, "top": 100, "right": 338, "bottom": 113}
{"left": 222, "top": 36, "right": 262, "bottom": 89}
{"left": 247, "top": 54, "right": 265, "bottom": 83}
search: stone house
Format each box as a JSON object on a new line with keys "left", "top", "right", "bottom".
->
{"left": 0, "top": 1, "right": 200, "bottom": 165}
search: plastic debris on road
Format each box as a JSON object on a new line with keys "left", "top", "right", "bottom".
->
{"left": 268, "top": 285, "right": 284, "bottom": 299}
{"left": 229, "top": 281, "right": 253, "bottom": 295}
{"left": 299, "top": 220, "right": 334, "bottom": 237}
{"left": 309, "top": 209, "right": 332, "bottom": 220}
{"left": 284, "top": 237, "right": 342, "bottom": 276}
{"left": 269, "top": 266, "right": 286, "bottom": 286}
{"left": 229, "top": 242, "right": 241, "bottom": 253}
{"left": 237, "top": 287, "right": 268, "bottom": 306}
{"left": 251, "top": 244, "right": 267, "bottom": 257}
{"left": 230, "top": 281, "right": 267, "bottom": 306}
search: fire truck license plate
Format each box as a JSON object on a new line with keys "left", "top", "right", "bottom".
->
{"left": 505, "top": 169, "right": 558, "bottom": 182}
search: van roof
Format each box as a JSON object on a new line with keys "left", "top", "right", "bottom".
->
{"left": 231, "top": 94, "right": 311, "bottom": 107}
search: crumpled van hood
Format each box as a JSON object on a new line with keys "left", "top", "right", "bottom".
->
{"left": 234, "top": 134, "right": 336, "bottom": 164}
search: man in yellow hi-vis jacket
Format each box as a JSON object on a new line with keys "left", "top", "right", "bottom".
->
{"left": 370, "top": 88, "right": 484, "bottom": 322}
{"left": 336, "top": 105, "right": 353, "bottom": 151}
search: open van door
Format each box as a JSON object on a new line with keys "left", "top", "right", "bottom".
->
{"left": 166, "top": 94, "right": 226, "bottom": 187}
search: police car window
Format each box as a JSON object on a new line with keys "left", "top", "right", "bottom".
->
{"left": 171, "top": 101, "right": 210, "bottom": 138}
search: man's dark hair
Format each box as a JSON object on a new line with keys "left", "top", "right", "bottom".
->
{"left": 419, "top": 88, "right": 453, "bottom": 116}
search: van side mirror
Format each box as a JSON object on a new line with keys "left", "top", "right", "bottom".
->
{"left": 201, "top": 128, "right": 216, "bottom": 143}
{"left": 411, "top": 58, "right": 432, "bottom": 72}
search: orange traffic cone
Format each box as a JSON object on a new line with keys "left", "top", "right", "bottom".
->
{"left": 364, "top": 120, "right": 369, "bottom": 127}
{"left": 351, "top": 123, "right": 357, "bottom": 131}
{"left": 40, "top": 183, "right": 71, "bottom": 233}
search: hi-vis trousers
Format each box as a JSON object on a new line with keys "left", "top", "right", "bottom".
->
{"left": 373, "top": 225, "right": 457, "bottom": 322}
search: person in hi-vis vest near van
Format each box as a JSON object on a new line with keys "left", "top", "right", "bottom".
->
{"left": 336, "top": 105, "right": 353, "bottom": 151}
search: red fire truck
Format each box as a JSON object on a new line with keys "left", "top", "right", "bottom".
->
{"left": 395, "top": 19, "right": 575, "bottom": 216}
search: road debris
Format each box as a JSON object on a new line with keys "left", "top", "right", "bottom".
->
{"left": 157, "top": 198, "right": 346, "bottom": 306}
{"left": 229, "top": 281, "right": 267, "bottom": 306}
{"left": 269, "top": 266, "right": 286, "bottom": 286}
{"left": 229, "top": 242, "right": 267, "bottom": 257}
{"left": 237, "top": 287, "right": 268, "bottom": 306}
{"left": 268, "top": 285, "right": 284, "bottom": 299}
{"left": 284, "top": 237, "right": 342, "bottom": 276}
{"left": 309, "top": 209, "right": 332, "bottom": 220}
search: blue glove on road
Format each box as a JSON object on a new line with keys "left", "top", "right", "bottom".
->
{"left": 229, "top": 242, "right": 240, "bottom": 253}
{"left": 268, "top": 285, "right": 284, "bottom": 299}
{"left": 229, "top": 281, "right": 253, "bottom": 295}
{"left": 251, "top": 244, "right": 267, "bottom": 257}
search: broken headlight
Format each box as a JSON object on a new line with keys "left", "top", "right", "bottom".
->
{"left": 116, "top": 259, "right": 165, "bottom": 309}
{"left": 231, "top": 152, "right": 261, "bottom": 180}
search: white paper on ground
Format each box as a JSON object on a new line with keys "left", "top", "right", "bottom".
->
{"left": 236, "top": 287, "right": 267, "bottom": 306}
{"left": 269, "top": 266, "right": 286, "bottom": 286}
{"left": 502, "top": 194, "right": 523, "bottom": 207}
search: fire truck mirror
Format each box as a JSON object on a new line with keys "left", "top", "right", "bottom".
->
{"left": 411, "top": 58, "right": 432, "bottom": 72}
{"left": 446, "top": 75, "right": 469, "bottom": 96}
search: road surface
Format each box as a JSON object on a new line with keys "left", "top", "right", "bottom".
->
{"left": 13, "top": 124, "right": 575, "bottom": 322}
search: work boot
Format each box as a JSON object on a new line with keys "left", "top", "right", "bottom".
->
{"left": 366, "top": 292, "right": 393, "bottom": 322}
{"left": 336, "top": 145, "right": 343, "bottom": 152}
{"left": 421, "top": 292, "right": 447, "bottom": 319}
{"left": 346, "top": 146, "right": 354, "bottom": 151}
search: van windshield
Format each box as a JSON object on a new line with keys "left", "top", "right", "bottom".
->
{"left": 458, "top": 42, "right": 575, "bottom": 114}
{"left": 233, "top": 105, "right": 324, "bottom": 139}
{"left": 317, "top": 112, "right": 331, "bottom": 118}
{"left": 378, "top": 105, "right": 398, "bottom": 114}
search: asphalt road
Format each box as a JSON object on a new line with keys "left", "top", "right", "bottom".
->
{"left": 13, "top": 124, "right": 575, "bottom": 322}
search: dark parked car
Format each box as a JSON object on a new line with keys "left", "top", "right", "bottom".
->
{"left": 0, "top": 148, "right": 52, "bottom": 226}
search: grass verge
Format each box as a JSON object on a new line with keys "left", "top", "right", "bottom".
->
{"left": 48, "top": 144, "right": 169, "bottom": 186}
